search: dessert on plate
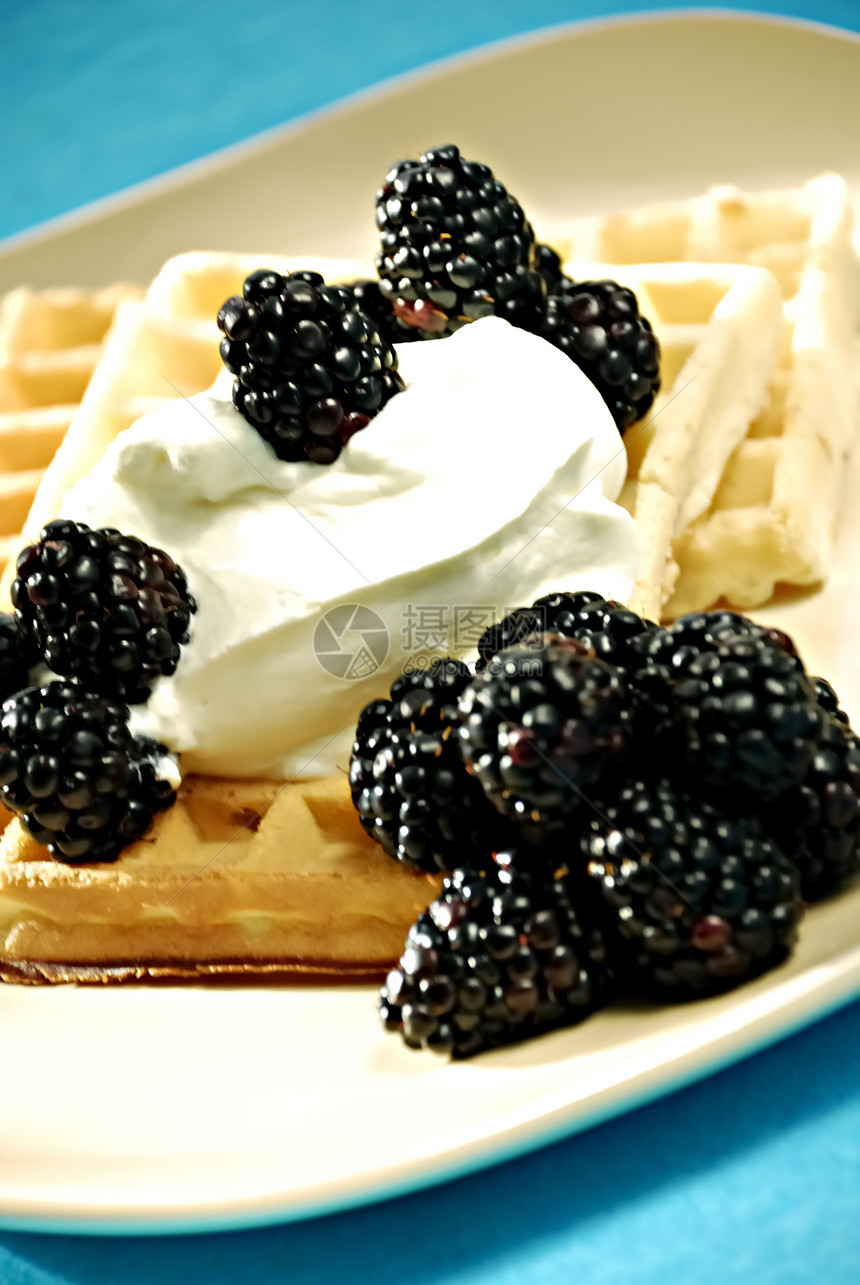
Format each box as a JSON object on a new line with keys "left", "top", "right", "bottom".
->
{"left": 0, "top": 145, "right": 859, "bottom": 1064}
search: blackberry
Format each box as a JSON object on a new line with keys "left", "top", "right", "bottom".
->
{"left": 0, "top": 612, "right": 38, "bottom": 701}
{"left": 349, "top": 658, "right": 511, "bottom": 873}
{"left": 218, "top": 268, "right": 404, "bottom": 464}
{"left": 671, "top": 635, "right": 821, "bottom": 799}
{"left": 535, "top": 242, "right": 567, "bottom": 294}
{"left": 474, "top": 596, "right": 671, "bottom": 781}
{"left": 343, "top": 278, "right": 399, "bottom": 347}
{"left": 767, "top": 716, "right": 860, "bottom": 901}
{"left": 474, "top": 590, "right": 604, "bottom": 672}
{"left": 459, "top": 638, "right": 634, "bottom": 837}
{"left": 813, "top": 676, "right": 849, "bottom": 725}
{"left": 626, "top": 612, "right": 795, "bottom": 757}
{"left": 541, "top": 279, "right": 661, "bottom": 432}
{"left": 581, "top": 777, "right": 801, "bottom": 996}
{"left": 378, "top": 863, "right": 610, "bottom": 1056}
{"left": 375, "top": 144, "right": 544, "bottom": 340}
{"left": 631, "top": 609, "right": 802, "bottom": 676}
{"left": 475, "top": 591, "right": 656, "bottom": 673}
{"left": 12, "top": 520, "right": 196, "bottom": 704}
{"left": 534, "top": 592, "right": 658, "bottom": 668}
{"left": 0, "top": 681, "right": 177, "bottom": 863}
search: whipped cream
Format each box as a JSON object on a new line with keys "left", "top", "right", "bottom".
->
{"left": 59, "top": 317, "right": 638, "bottom": 778}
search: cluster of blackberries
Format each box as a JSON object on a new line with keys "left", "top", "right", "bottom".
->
{"left": 371, "top": 144, "right": 660, "bottom": 432}
{"left": 221, "top": 147, "right": 661, "bottom": 455}
{"left": 0, "top": 519, "right": 194, "bottom": 863}
{"left": 350, "top": 593, "right": 859, "bottom": 1057}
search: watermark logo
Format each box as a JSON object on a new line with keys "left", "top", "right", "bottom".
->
{"left": 313, "top": 604, "right": 390, "bottom": 680}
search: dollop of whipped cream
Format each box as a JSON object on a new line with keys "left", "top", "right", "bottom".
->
{"left": 59, "top": 317, "right": 638, "bottom": 778}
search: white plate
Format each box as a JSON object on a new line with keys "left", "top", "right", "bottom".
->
{"left": 1, "top": 10, "right": 860, "bottom": 1236}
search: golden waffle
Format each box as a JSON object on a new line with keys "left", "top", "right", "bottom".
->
{"left": 0, "top": 284, "right": 143, "bottom": 579}
{"left": 551, "top": 175, "right": 860, "bottom": 616}
{"left": 0, "top": 776, "right": 440, "bottom": 983}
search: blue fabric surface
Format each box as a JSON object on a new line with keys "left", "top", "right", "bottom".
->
{"left": 4, "top": 1, "right": 860, "bottom": 1280}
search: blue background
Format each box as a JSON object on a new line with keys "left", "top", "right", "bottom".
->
{"left": 4, "top": 1, "right": 860, "bottom": 1281}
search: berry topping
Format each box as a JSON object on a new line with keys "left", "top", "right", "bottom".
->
{"left": 458, "top": 638, "right": 634, "bottom": 838}
{"left": 0, "top": 612, "right": 38, "bottom": 702}
{"left": 0, "top": 681, "right": 177, "bottom": 864}
{"left": 581, "top": 778, "right": 802, "bottom": 995}
{"left": 375, "top": 144, "right": 544, "bottom": 340}
{"left": 475, "top": 591, "right": 656, "bottom": 672}
{"left": 343, "top": 278, "right": 399, "bottom": 346}
{"left": 670, "top": 635, "right": 822, "bottom": 799}
{"left": 534, "top": 242, "right": 566, "bottom": 294}
{"left": 342, "top": 590, "right": 855, "bottom": 1053}
{"left": 218, "top": 269, "right": 404, "bottom": 464}
{"left": 349, "top": 659, "right": 513, "bottom": 873}
{"left": 767, "top": 715, "right": 860, "bottom": 901}
{"left": 813, "top": 675, "right": 849, "bottom": 725}
{"left": 11, "top": 520, "right": 196, "bottom": 704}
{"left": 379, "top": 863, "right": 610, "bottom": 1056}
{"left": 540, "top": 278, "right": 661, "bottom": 432}
{"left": 631, "top": 609, "right": 803, "bottom": 675}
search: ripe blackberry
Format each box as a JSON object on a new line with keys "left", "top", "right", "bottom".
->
{"left": 474, "top": 591, "right": 602, "bottom": 673}
{"left": 767, "top": 716, "right": 860, "bottom": 901}
{"left": 535, "top": 242, "right": 567, "bottom": 294}
{"left": 0, "top": 681, "right": 177, "bottom": 863}
{"left": 540, "top": 279, "right": 661, "bottom": 432}
{"left": 536, "top": 592, "right": 659, "bottom": 667}
{"left": 378, "top": 863, "right": 610, "bottom": 1056}
{"left": 581, "top": 777, "right": 801, "bottom": 996}
{"left": 12, "top": 520, "right": 196, "bottom": 704}
{"left": 218, "top": 268, "right": 404, "bottom": 464}
{"left": 343, "top": 278, "right": 399, "bottom": 347}
{"left": 349, "top": 659, "right": 511, "bottom": 873}
{"left": 813, "top": 676, "right": 849, "bottom": 725}
{"left": 632, "top": 609, "right": 802, "bottom": 676}
{"left": 0, "top": 612, "right": 38, "bottom": 701}
{"left": 475, "top": 591, "right": 657, "bottom": 676}
{"left": 375, "top": 144, "right": 544, "bottom": 340}
{"left": 671, "top": 635, "right": 821, "bottom": 800}
{"left": 459, "top": 638, "right": 634, "bottom": 837}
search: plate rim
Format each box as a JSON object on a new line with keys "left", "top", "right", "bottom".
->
{"left": 0, "top": 951, "right": 858, "bottom": 1238}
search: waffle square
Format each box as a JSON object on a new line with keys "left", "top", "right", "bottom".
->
{"left": 0, "top": 283, "right": 143, "bottom": 576}
{"left": 551, "top": 175, "right": 860, "bottom": 615}
{"left": 0, "top": 776, "right": 440, "bottom": 982}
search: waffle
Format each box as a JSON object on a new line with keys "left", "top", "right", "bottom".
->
{"left": 0, "top": 252, "right": 444, "bottom": 984}
{"left": 0, "top": 776, "right": 440, "bottom": 983}
{"left": 0, "top": 283, "right": 143, "bottom": 580}
{"left": 552, "top": 175, "right": 860, "bottom": 616}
